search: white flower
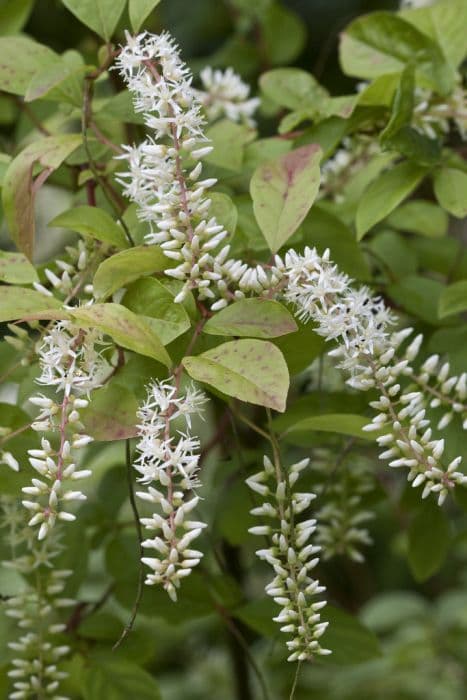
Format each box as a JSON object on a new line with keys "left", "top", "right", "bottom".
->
{"left": 134, "top": 378, "right": 207, "bottom": 600}
{"left": 283, "top": 246, "right": 395, "bottom": 370}
{"left": 247, "top": 455, "right": 330, "bottom": 661}
{"left": 22, "top": 322, "right": 103, "bottom": 539}
{"left": 197, "top": 67, "right": 260, "bottom": 125}
{"left": 1, "top": 451, "right": 19, "bottom": 472}
{"left": 36, "top": 322, "right": 109, "bottom": 396}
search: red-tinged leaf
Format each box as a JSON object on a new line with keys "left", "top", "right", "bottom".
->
{"left": 2, "top": 134, "right": 82, "bottom": 259}
{"left": 250, "top": 144, "right": 322, "bottom": 253}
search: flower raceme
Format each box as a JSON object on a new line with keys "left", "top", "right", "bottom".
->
{"left": 115, "top": 31, "right": 283, "bottom": 310}
{"left": 133, "top": 378, "right": 207, "bottom": 601}
{"left": 1, "top": 498, "right": 73, "bottom": 700}
{"left": 279, "top": 246, "right": 467, "bottom": 504}
{"left": 247, "top": 456, "right": 330, "bottom": 661}
{"left": 22, "top": 322, "right": 109, "bottom": 540}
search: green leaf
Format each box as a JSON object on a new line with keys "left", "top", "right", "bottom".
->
{"left": 301, "top": 206, "right": 370, "bottom": 280}
{"left": 438, "top": 281, "right": 467, "bottom": 318}
{"left": 332, "top": 152, "right": 395, "bottom": 224}
{"left": 408, "top": 502, "right": 450, "bottom": 582}
{"left": 81, "top": 383, "right": 138, "bottom": 441}
{"left": 260, "top": 3, "right": 306, "bottom": 65}
{"left": 383, "top": 125, "right": 441, "bottom": 166}
{"left": 93, "top": 246, "right": 170, "bottom": 299}
{"left": 70, "top": 303, "right": 171, "bottom": 367}
{"left": 0, "top": 0, "right": 35, "bottom": 35}
{"left": 0, "top": 36, "right": 57, "bottom": 95}
{"left": 357, "top": 74, "right": 400, "bottom": 107}
{"left": 183, "top": 339, "right": 289, "bottom": 412}
{"left": 294, "top": 117, "right": 348, "bottom": 161}
{"left": 369, "top": 230, "right": 418, "bottom": 280}
{"left": 203, "top": 299, "right": 297, "bottom": 339}
{"left": 433, "top": 168, "right": 467, "bottom": 218}
{"left": 361, "top": 591, "right": 428, "bottom": 633}
{"left": 273, "top": 318, "right": 326, "bottom": 375}
{"left": 259, "top": 68, "right": 328, "bottom": 111}
{"left": 122, "top": 277, "right": 190, "bottom": 345}
{"left": 322, "top": 606, "right": 381, "bottom": 665}
{"left": 339, "top": 12, "right": 454, "bottom": 94}
{"left": 401, "top": 0, "right": 467, "bottom": 69}
{"left": 356, "top": 161, "right": 427, "bottom": 240}
{"left": 251, "top": 144, "right": 322, "bottom": 253}
{"left": 61, "top": 0, "right": 126, "bottom": 40}
{"left": 0, "top": 251, "right": 38, "bottom": 284}
{"left": 0, "top": 287, "right": 62, "bottom": 322}
{"left": 204, "top": 120, "right": 255, "bottom": 172}
{"left": 129, "top": 0, "right": 161, "bottom": 32}
{"left": 380, "top": 65, "right": 414, "bottom": 144}
{"left": 386, "top": 200, "right": 448, "bottom": 237}
{"left": 24, "top": 50, "right": 85, "bottom": 107}
{"left": 209, "top": 192, "right": 237, "bottom": 236}
{"left": 387, "top": 274, "right": 445, "bottom": 324}
{"left": 320, "top": 95, "right": 359, "bottom": 121}
{"left": 49, "top": 206, "right": 129, "bottom": 249}
{"left": 2, "top": 134, "right": 82, "bottom": 259}
{"left": 272, "top": 392, "right": 368, "bottom": 433}
{"left": 284, "top": 414, "right": 376, "bottom": 441}
{"left": 83, "top": 657, "right": 161, "bottom": 700}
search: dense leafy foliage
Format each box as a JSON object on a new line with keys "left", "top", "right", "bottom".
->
{"left": 0, "top": 0, "right": 466, "bottom": 698}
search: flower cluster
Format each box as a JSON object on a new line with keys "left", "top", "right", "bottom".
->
{"left": 362, "top": 332, "right": 467, "bottom": 505}
{"left": 35, "top": 240, "right": 95, "bottom": 301}
{"left": 410, "top": 349, "right": 467, "bottom": 431}
{"left": 115, "top": 31, "right": 232, "bottom": 305}
{"left": 413, "top": 85, "right": 467, "bottom": 140}
{"left": 247, "top": 455, "right": 330, "bottom": 661}
{"left": 115, "top": 31, "right": 285, "bottom": 311}
{"left": 1, "top": 498, "right": 72, "bottom": 699}
{"left": 281, "top": 246, "right": 466, "bottom": 504}
{"left": 196, "top": 66, "right": 260, "bottom": 125}
{"left": 319, "top": 136, "right": 379, "bottom": 203}
{"left": 283, "top": 246, "right": 395, "bottom": 371}
{"left": 134, "top": 378, "right": 207, "bottom": 601}
{"left": 22, "top": 322, "right": 109, "bottom": 539}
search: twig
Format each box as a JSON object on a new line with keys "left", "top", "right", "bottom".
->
{"left": 112, "top": 439, "right": 145, "bottom": 650}
{"left": 81, "top": 64, "right": 134, "bottom": 246}
{"left": 289, "top": 661, "right": 302, "bottom": 700}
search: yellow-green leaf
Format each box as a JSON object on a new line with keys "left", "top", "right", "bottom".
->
{"left": 49, "top": 206, "right": 129, "bottom": 249}
{"left": 433, "top": 168, "right": 467, "bottom": 219}
{"left": 250, "top": 144, "right": 322, "bottom": 253}
{"left": 0, "top": 36, "right": 57, "bottom": 95}
{"left": 0, "top": 251, "right": 38, "bottom": 284}
{"left": 70, "top": 303, "right": 170, "bottom": 367}
{"left": 61, "top": 0, "right": 126, "bottom": 41}
{"left": 438, "top": 280, "right": 467, "bottom": 318}
{"left": 0, "top": 287, "right": 62, "bottom": 322}
{"left": 356, "top": 161, "right": 427, "bottom": 240}
{"left": 93, "top": 246, "right": 170, "bottom": 299}
{"left": 2, "top": 134, "right": 82, "bottom": 259}
{"left": 183, "top": 339, "right": 289, "bottom": 412}
{"left": 203, "top": 299, "right": 297, "bottom": 339}
{"left": 129, "top": 0, "right": 161, "bottom": 33}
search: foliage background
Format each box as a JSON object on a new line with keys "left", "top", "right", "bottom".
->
{"left": 0, "top": 0, "right": 466, "bottom": 699}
